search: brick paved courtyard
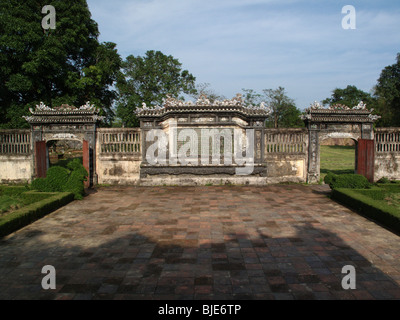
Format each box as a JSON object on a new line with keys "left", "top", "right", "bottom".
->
{"left": 0, "top": 184, "right": 400, "bottom": 300}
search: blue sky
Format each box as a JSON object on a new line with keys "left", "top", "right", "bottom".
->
{"left": 87, "top": 0, "right": 400, "bottom": 110}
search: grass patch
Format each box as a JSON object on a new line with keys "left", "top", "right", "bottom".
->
{"left": 0, "top": 196, "right": 21, "bottom": 214}
{"left": 320, "top": 145, "right": 355, "bottom": 180}
{"left": 0, "top": 186, "right": 28, "bottom": 214}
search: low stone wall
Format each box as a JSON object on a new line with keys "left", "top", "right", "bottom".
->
{"left": 374, "top": 128, "right": 400, "bottom": 181}
{"left": 0, "top": 154, "right": 34, "bottom": 184}
{"left": 1, "top": 126, "right": 399, "bottom": 186}
{"left": 0, "top": 130, "right": 33, "bottom": 183}
{"left": 263, "top": 129, "right": 308, "bottom": 183}
{"left": 96, "top": 128, "right": 141, "bottom": 185}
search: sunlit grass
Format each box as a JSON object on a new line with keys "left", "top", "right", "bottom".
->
{"left": 320, "top": 145, "right": 355, "bottom": 180}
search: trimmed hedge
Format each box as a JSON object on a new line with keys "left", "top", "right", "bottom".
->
{"left": 324, "top": 172, "right": 371, "bottom": 189}
{"left": 331, "top": 188, "right": 400, "bottom": 234}
{"left": 0, "top": 191, "right": 74, "bottom": 238}
{"left": 20, "top": 191, "right": 55, "bottom": 205}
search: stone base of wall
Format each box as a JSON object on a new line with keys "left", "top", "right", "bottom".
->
{"left": 139, "top": 164, "right": 267, "bottom": 178}
{"left": 96, "top": 154, "right": 141, "bottom": 185}
{"left": 0, "top": 154, "right": 34, "bottom": 184}
{"left": 98, "top": 173, "right": 141, "bottom": 185}
{"left": 138, "top": 174, "right": 305, "bottom": 186}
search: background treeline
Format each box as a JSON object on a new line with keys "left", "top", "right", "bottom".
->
{"left": 1, "top": 1, "right": 398, "bottom": 129}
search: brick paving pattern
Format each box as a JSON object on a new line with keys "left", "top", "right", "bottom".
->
{"left": 0, "top": 184, "right": 399, "bottom": 300}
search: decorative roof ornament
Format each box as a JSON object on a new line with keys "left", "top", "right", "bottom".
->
{"left": 196, "top": 94, "right": 211, "bottom": 106}
{"left": 304, "top": 101, "right": 324, "bottom": 113}
{"left": 368, "top": 114, "right": 381, "bottom": 121}
{"left": 23, "top": 101, "right": 105, "bottom": 123}
{"left": 353, "top": 101, "right": 367, "bottom": 110}
{"left": 300, "top": 100, "right": 380, "bottom": 123}
{"left": 79, "top": 101, "right": 98, "bottom": 111}
{"left": 135, "top": 94, "right": 272, "bottom": 116}
{"left": 330, "top": 103, "right": 350, "bottom": 110}
{"left": 35, "top": 101, "right": 53, "bottom": 111}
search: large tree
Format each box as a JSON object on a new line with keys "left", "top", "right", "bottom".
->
{"left": 0, "top": 0, "right": 121, "bottom": 128}
{"left": 190, "top": 82, "right": 226, "bottom": 103}
{"left": 116, "top": 50, "right": 196, "bottom": 127}
{"left": 322, "top": 85, "right": 377, "bottom": 110}
{"left": 242, "top": 87, "right": 303, "bottom": 128}
{"left": 263, "top": 87, "right": 303, "bottom": 128}
{"left": 374, "top": 53, "right": 400, "bottom": 127}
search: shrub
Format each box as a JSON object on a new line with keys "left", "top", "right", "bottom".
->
{"left": 377, "top": 177, "right": 390, "bottom": 184}
{"left": 31, "top": 177, "right": 51, "bottom": 192}
{"left": 64, "top": 171, "right": 86, "bottom": 200}
{"left": 30, "top": 159, "right": 88, "bottom": 200}
{"left": 328, "top": 173, "right": 371, "bottom": 190}
{"left": 46, "top": 166, "right": 70, "bottom": 192}
{"left": 323, "top": 172, "right": 337, "bottom": 186}
{"left": 67, "top": 158, "right": 88, "bottom": 180}
{"left": 31, "top": 167, "right": 70, "bottom": 193}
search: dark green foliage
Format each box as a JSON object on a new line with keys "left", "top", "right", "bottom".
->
{"left": 66, "top": 158, "right": 85, "bottom": 174}
{"left": 0, "top": 186, "right": 28, "bottom": 197}
{"left": 326, "top": 173, "right": 370, "bottom": 190}
{"left": 323, "top": 171, "right": 337, "bottom": 186}
{"left": 322, "top": 85, "right": 377, "bottom": 110}
{"left": 46, "top": 166, "right": 70, "bottom": 192}
{"left": 116, "top": 50, "right": 196, "bottom": 127}
{"left": 64, "top": 171, "right": 86, "bottom": 200}
{"left": 0, "top": 186, "right": 33, "bottom": 213}
{"left": 20, "top": 191, "right": 54, "bottom": 205}
{"left": 242, "top": 87, "right": 304, "bottom": 128}
{"left": 31, "top": 178, "right": 50, "bottom": 192}
{"left": 31, "top": 159, "right": 88, "bottom": 199}
{"left": 377, "top": 177, "right": 390, "bottom": 184}
{"left": 354, "top": 188, "right": 387, "bottom": 201}
{"left": 374, "top": 53, "right": 400, "bottom": 127}
{"left": 51, "top": 156, "right": 83, "bottom": 169}
{"left": 0, "top": 0, "right": 121, "bottom": 128}
{"left": 0, "top": 192, "right": 74, "bottom": 238}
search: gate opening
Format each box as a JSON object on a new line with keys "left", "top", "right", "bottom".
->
{"left": 48, "top": 140, "right": 83, "bottom": 167}
{"left": 320, "top": 138, "right": 356, "bottom": 181}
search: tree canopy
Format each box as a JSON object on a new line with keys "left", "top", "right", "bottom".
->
{"left": 116, "top": 50, "right": 196, "bottom": 127}
{"left": 322, "top": 85, "right": 377, "bottom": 110}
{"left": 242, "top": 87, "right": 304, "bottom": 128}
{"left": 374, "top": 53, "right": 400, "bottom": 127}
{"left": 0, "top": 0, "right": 121, "bottom": 128}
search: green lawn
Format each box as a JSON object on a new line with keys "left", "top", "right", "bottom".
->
{"left": 0, "top": 186, "right": 54, "bottom": 216}
{"left": 0, "top": 196, "right": 22, "bottom": 214}
{"left": 320, "top": 145, "right": 356, "bottom": 180}
{"left": 0, "top": 186, "right": 26, "bottom": 215}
